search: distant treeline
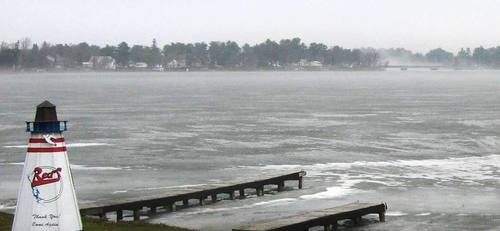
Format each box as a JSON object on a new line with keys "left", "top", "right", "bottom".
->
{"left": 1, "top": 37, "right": 499, "bottom": 70}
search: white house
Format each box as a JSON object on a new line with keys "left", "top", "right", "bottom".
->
{"left": 82, "top": 61, "right": 93, "bottom": 69}
{"left": 309, "top": 60, "right": 323, "bottom": 67}
{"left": 87, "top": 56, "right": 116, "bottom": 70}
{"left": 130, "top": 62, "right": 148, "bottom": 70}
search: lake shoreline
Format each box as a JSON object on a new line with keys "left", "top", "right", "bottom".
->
{"left": 0, "top": 211, "right": 194, "bottom": 231}
{"left": 1, "top": 66, "right": 498, "bottom": 74}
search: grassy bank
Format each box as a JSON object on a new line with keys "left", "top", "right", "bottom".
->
{"left": 0, "top": 212, "right": 193, "bottom": 231}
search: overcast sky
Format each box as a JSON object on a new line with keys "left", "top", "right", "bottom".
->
{"left": 1, "top": 0, "right": 499, "bottom": 52}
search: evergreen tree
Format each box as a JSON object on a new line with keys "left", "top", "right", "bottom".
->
{"left": 116, "top": 42, "right": 130, "bottom": 67}
{"left": 150, "top": 39, "right": 162, "bottom": 67}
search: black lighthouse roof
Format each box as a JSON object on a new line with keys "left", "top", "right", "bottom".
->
{"left": 35, "top": 100, "right": 58, "bottom": 122}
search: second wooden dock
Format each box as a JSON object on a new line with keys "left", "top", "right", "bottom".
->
{"left": 233, "top": 202, "right": 387, "bottom": 231}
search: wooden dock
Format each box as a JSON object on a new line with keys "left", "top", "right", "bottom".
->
{"left": 80, "top": 170, "right": 306, "bottom": 221}
{"left": 233, "top": 202, "right": 387, "bottom": 231}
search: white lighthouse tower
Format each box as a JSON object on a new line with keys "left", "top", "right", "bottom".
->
{"left": 12, "top": 101, "right": 83, "bottom": 231}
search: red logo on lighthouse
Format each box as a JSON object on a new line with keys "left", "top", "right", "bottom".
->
{"left": 28, "top": 166, "right": 64, "bottom": 203}
{"left": 31, "top": 167, "right": 62, "bottom": 187}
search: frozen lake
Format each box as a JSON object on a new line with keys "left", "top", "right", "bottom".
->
{"left": 1, "top": 70, "right": 500, "bottom": 230}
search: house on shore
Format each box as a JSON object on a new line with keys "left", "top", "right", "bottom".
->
{"left": 152, "top": 64, "right": 164, "bottom": 71}
{"left": 129, "top": 62, "right": 148, "bottom": 70}
{"left": 309, "top": 60, "right": 323, "bottom": 67}
{"left": 84, "top": 56, "right": 117, "bottom": 70}
{"left": 47, "top": 55, "right": 71, "bottom": 69}
{"left": 166, "top": 59, "right": 187, "bottom": 70}
{"left": 292, "top": 59, "right": 323, "bottom": 70}
{"left": 82, "top": 61, "right": 93, "bottom": 69}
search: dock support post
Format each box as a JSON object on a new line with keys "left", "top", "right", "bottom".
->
{"left": 99, "top": 212, "right": 107, "bottom": 221}
{"left": 351, "top": 216, "right": 361, "bottom": 226}
{"left": 229, "top": 191, "right": 235, "bottom": 200}
{"left": 379, "top": 212, "right": 385, "bottom": 222}
{"left": 256, "top": 186, "right": 264, "bottom": 196}
{"left": 150, "top": 206, "right": 156, "bottom": 214}
{"left": 324, "top": 224, "right": 332, "bottom": 231}
{"left": 133, "top": 209, "right": 140, "bottom": 221}
{"left": 183, "top": 199, "right": 189, "bottom": 206}
{"left": 277, "top": 181, "right": 285, "bottom": 192}
{"left": 116, "top": 210, "right": 123, "bottom": 221}
{"left": 211, "top": 193, "right": 217, "bottom": 202}
{"left": 166, "top": 203, "right": 176, "bottom": 212}
{"left": 199, "top": 196, "right": 205, "bottom": 206}
{"left": 332, "top": 222, "right": 338, "bottom": 231}
{"left": 298, "top": 176, "right": 303, "bottom": 189}
{"left": 239, "top": 189, "right": 245, "bottom": 198}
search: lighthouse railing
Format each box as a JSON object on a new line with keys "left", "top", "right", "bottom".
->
{"left": 25, "top": 121, "right": 68, "bottom": 133}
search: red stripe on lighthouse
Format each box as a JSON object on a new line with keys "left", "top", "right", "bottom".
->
{"left": 27, "top": 147, "right": 67, "bottom": 153}
{"left": 29, "top": 138, "right": 65, "bottom": 143}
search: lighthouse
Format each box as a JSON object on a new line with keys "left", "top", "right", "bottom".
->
{"left": 12, "top": 101, "right": 83, "bottom": 231}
